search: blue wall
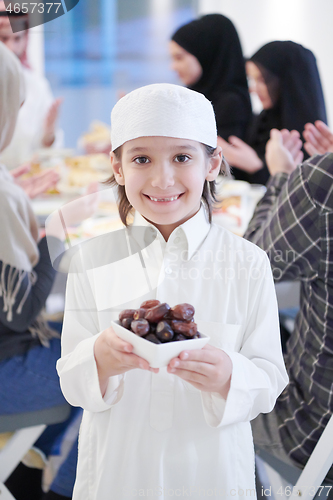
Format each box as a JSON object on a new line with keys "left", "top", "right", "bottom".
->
{"left": 44, "top": 0, "right": 197, "bottom": 148}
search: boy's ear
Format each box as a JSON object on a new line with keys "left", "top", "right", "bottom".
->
{"left": 110, "top": 152, "right": 125, "bottom": 185}
{"left": 206, "top": 145, "right": 223, "bottom": 181}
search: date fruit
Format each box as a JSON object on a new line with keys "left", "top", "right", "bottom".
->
{"left": 156, "top": 321, "right": 174, "bottom": 342}
{"left": 121, "top": 318, "right": 132, "bottom": 329}
{"left": 140, "top": 300, "right": 160, "bottom": 309}
{"left": 144, "top": 333, "right": 161, "bottom": 344}
{"left": 170, "top": 303, "right": 195, "bottom": 321}
{"left": 131, "top": 319, "right": 150, "bottom": 336}
{"left": 171, "top": 320, "right": 197, "bottom": 337}
{"left": 133, "top": 308, "right": 146, "bottom": 320}
{"left": 174, "top": 333, "right": 187, "bottom": 341}
{"left": 118, "top": 302, "right": 200, "bottom": 344}
{"left": 144, "top": 303, "right": 171, "bottom": 323}
{"left": 119, "top": 309, "right": 136, "bottom": 322}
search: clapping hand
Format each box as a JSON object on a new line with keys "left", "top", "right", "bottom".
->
{"left": 265, "top": 129, "right": 303, "bottom": 176}
{"left": 303, "top": 120, "right": 333, "bottom": 156}
{"left": 11, "top": 163, "right": 60, "bottom": 198}
{"left": 45, "top": 182, "right": 100, "bottom": 241}
{"left": 217, "top": 135, "right": 263, "bottom": 173}
{"left": 59, "top": 182, "right": 100, "bottom": 227}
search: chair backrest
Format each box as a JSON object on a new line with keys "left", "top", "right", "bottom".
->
{"left": 0, "top": 403, "right": 71, "bottom": 498}
{"left": 0, "top": 404, "right": 71, "bottom": 433}
{"left": 293, "top": 414, "right": 333, "bottom": 500}
{"left": 257, "top": 413, "right": 333, "bottom": 500}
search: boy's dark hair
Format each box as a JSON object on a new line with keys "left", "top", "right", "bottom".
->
{"left": 104, "top": 144, "right": 229, "bottom": 226}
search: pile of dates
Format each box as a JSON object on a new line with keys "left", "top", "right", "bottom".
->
{"left": 119, "top": 300, "right": 201, "bottom": 344}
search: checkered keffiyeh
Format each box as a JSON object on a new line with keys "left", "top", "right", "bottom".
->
{"left": 245, "top": 153, "right": 333, "bottom": 473}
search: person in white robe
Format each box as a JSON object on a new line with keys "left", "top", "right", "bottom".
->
{"left": 55, "top": 84, "right": 288, "bottom": 500}
{"left": 0, "top": 2, "right": 63, "bottom": 169}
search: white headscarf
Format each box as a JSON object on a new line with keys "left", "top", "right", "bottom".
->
{"left": 0, "top": 42, "right": 40, "bottom": 322}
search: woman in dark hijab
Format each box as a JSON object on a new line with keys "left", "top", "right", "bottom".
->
{"left": 170, "top": 13, "right": 252, "bottom": 142}
{"left": 221, "top": 40, "right": 327, "bottom": 184}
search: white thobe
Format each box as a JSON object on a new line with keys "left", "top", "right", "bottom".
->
{"left": 57, "top": 207, "right": 288, "bottom": 500}
{"left": 0, "top": 67, "right": 63, "bottom": 169}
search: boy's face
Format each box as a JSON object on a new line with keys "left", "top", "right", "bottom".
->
{"left": 111, "top": 136, "right": 221, "bottom": 240}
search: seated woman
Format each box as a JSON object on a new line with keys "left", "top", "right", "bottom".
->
{"left": 169, "top": 13, "right": 252, "bottom": 142}
{"left": 0, "top": 42, "right": 98, "bottom": 500}
{"left": 220, "top": 40, "right": 327, "bottom": 184}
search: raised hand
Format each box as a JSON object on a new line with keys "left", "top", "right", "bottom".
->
{"left": 303, "top": 120, "right": 333, "bottom": 156}
{"left": 43, "top": 97, "right": 64, "bottom": 147}
{"left": 11, "top": 164, "right": 60, "bottom": 198}
{"left": 218, "top": 135, "right": 263, "bottom": 173}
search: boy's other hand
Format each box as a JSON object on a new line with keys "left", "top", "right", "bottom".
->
{"left": 167, "top": 344, "right": 232, "bottom": 399}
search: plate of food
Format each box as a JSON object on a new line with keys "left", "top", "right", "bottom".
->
{"left": 213, "top": 178, "right": 265, "bottom": 236}
{"left": 78, "top": 121, "right": 111, "bottom": 154}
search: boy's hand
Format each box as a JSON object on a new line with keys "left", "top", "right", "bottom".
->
{"left": 167, "top": 345, "right": 232, "bottom": 399}
{"left": 94, "top": 327, "right": 158, "bottom": 396}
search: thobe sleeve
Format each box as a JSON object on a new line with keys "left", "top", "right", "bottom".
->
{"left": 201, "top": 252, "right": 288, "bottom": 427}
{"left": 56, "top": 254, "right": 124, "bottom": 412}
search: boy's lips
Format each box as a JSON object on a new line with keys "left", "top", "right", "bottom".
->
{"left": 144, "top": 193, "right": 183, "bottom": 202}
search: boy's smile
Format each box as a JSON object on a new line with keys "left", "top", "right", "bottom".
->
{"left": 111, "top": 136, "right": 221, "bottom": 240}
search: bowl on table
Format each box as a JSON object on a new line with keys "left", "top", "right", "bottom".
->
{"left": 111, "top": 320, "right": 210, "bottom": 369}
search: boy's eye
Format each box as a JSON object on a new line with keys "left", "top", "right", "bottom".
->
{"left": 134, "top": 156, "right": 149, "bottom": 164}
{"left": 175, "top": 154, "right": 190, "bottom": 163}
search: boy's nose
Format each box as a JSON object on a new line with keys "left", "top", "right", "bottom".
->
{"left": 151, "top": 163, "right": 175, "bottom": 189}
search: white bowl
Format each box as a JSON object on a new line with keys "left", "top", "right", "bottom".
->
{"left": 111, "top": 320, "right": 210, "bottom": 369}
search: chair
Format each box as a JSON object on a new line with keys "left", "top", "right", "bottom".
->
{"left": 0, "top": 404, "right": 71, "bottom": 500}
{"left": 257, "top": 413, "right": 333, "bottom": 500}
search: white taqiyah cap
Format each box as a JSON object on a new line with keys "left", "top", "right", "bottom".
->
{"left": 110, "top": 83, "right": 217, "bottom": 151}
